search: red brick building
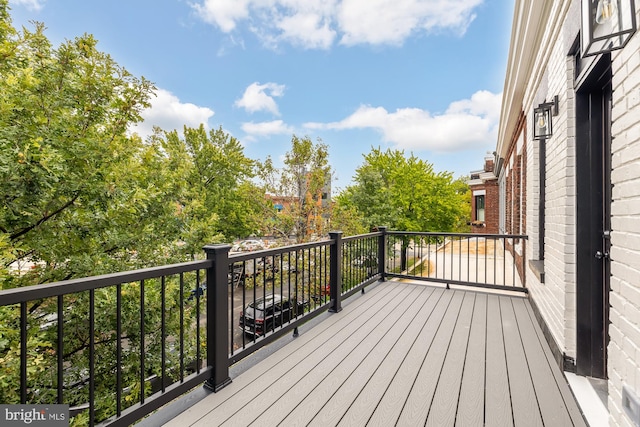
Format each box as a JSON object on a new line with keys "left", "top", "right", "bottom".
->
{"left": 468, "top": 155, "right": 499, "bottom": 234}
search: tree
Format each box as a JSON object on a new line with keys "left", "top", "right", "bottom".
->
{"left": 258, "top": 135, "right": 332, "bottom": 243}
{"left": 1, "top": 8, "right": 158, "bottom": 285}
{"left": 154, "top": 125, "right": 261, "bottom": 255}
{"left": 0, "top": 7, "right": 252, "bottom": 424}
{"left": 337, "top": 147, "right": 470, "bottom": 233}
{"left": 328, "top": 198, "right": 368, "bottom": 237}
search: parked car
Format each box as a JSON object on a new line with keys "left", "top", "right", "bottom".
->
{"left": 235, "top": 239, "right": 265, "bottom": 252}
{"left": 239, "top": 294, "right": 307, "bottom": 336}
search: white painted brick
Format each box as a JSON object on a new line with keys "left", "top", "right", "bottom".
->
{"left": 611, "top": 229, "right": 640, "bottom": 248}
{"left": 611, "top": 161, "right": 640, "bottom": 185}
{"left": 623, "top": 304, "right": 640, "bottom": 327}
{"left": 620, "top": 281, "right": 640, "bottom": 310}
{"left": 505, "top": 5, "right": 640, "bottom": 425}
{"left": 611, "top": 199, "right": 640, "bottom": 216}
{"left": 612, "top": 263, "right": 640, "bottom": 287}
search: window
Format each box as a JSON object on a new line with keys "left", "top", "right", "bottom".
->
{"left": 475, "top": 195, "right": 485, "bottom": 222}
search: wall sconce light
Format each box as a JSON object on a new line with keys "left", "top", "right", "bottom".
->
{"left": 582, "top": 0, "right": 637, "bottom": 57}
{"left": 533, "top": 95, "right": 558, "bottom": 140}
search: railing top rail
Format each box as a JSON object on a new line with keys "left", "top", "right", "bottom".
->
{"left": 341, "top": 231, "right": 382, "bottom": 243}
{"left": 0, "top": 259, "right": 211, "bottom": 306}
{"left": 229, "top": 239, "right": 333, "bottom": 262}
{"left": 386, "top": 231, "right": 529, "bottom": 240}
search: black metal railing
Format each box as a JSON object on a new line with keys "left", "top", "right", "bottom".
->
{"left": 227, "top": 239, "right": 333, "bottom": 363}
{"left": 0, "top": 261, "right": 211, "bottom": 427}
{"left": 0, "top": 228, "right": 526, "bottom": 426}
{"left": 385, "top": 231, "right": 528, "bottom": 292}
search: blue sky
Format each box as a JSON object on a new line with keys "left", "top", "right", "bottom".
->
{"left": 8, "top": 0, "right": 514, "bottom": 193}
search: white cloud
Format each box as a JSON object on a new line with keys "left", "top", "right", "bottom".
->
{"left": 130, "top": 88, "right": 215, "bottom": 139}
{"left": 190, "top": 0, "right": 251, "bottom": 32}
{"left": 446, "top": 89, "right": 501, "bottom": 122}
{"left": 235, "top": 82, "right": 286, "bottom": 115}
{"left": 9, "top": 0, "right": 45, "bottom": 11}
{"left": 338, "top": 0, "right": 481, "bottom": 46}
{"left": 241, "top": 120, "right": 294, "bottom": 138}
{"left": 305, "top": 90, "right": 502, "bottom": 152}
{"left": 191, "top": 0, "right": 482, "bottom": 49}
{"left": 275, "top": 12, "right": 336, "bottom": 49}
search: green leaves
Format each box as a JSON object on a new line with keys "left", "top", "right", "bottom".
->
{"left": 338, "top": 147, "right": 470, "bottom": 233}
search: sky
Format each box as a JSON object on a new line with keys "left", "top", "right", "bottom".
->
{"left": 8, "top": 0, "right": 514, "bottom": 193}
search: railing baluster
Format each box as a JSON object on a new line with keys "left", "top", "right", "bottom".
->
{"left": 484, "top": 237, "right": 488, "bottom": 283}
{"left": 20, "top": 301, "right": 27, "bottom": 404}
{"left": 513, "top": 238, "right": 517, "bottom": 288}
{"left": 475, "top": 236, "right": 479, "bottom": 283}
{"left": 116, "top": 284, "right": 122, "bottom": 415}
{"left": 253, "top": 258, "right": 258, "bottom": 340}
{"left": 161, "top": 276, "right": 166, "bottom": 393}
{"left": 179, "top": 273, "right": 184, "bottom": 382}
{"left": 467, "top": 238, "right": 471, "bottom": 282}
{"left": 493, "top": 237, "right": 497, "bottom": 285}
{"left": 57, "top": 295, "right": 64, "bottom": 404}
{"left": 140, "top": 280, "right": 145, "bottom": 405}
{"left": 230, "top": 264, "right": 235, "bottom": 354}
{"left": 458, "top": 237, "right": 462, "bottom": 281}
{"left": 503, "top": 237, "right": 507, "bottom": 286}
{"left": 450, "top": 236, "right": 454, "bottom": 281}
{"left": 89, "top": 289, "right": 95, "bottom": 427}
{"left": 195, "top": 271, "right": 201, "bottom": 371}
{"left": 242, "top": 260, "right": 248, "bottom": 348}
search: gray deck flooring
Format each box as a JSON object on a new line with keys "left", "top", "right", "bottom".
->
{"left": 163, "top": 281, "right": 587, "bottom": 427}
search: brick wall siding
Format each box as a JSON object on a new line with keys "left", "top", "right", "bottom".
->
{"left": 608, "top": 7, "right": 640, "bottom": 424}
{"left": 521, "top": 2, "right": 581, "bottom": 366}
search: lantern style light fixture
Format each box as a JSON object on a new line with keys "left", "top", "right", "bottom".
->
{"left": 582, "top": 0, "right": 637, "bottom": 57}
{"left": 533, "top": 96, "right": 558, "bottom": 140}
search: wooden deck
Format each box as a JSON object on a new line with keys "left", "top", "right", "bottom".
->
{"left": 163, "top": 281, "right": 587, "bottom": 427}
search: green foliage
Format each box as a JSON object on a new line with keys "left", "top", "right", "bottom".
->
{"left": 0, "top": 8, "right": 159, "bottom": 284}
{"left": 153, "top": 125, "right": 260, "bottom": 252}
{"left": 337, "top": 147, "right": 470, "bottom": 233}
{"left": 258, "top": 135, "right": 332, "bottom": 242}
{"left": 0, "top": 9, "right": 244, "bottom": 425}
{"left": 328, "top": 199, "right": 368, "bottom": 236}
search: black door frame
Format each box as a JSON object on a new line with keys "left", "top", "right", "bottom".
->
{"left": 575, "top": 54, "right": 612, "bottom": 379}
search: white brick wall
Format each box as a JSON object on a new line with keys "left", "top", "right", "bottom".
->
{"left": 501, "top": 1, "right": 640, "bottom": 425}
{"left": 524, "top": 8, "right": 579, "bottom": 359}
{"left": 609, "top": 5, "right": 640, "bottom": 422}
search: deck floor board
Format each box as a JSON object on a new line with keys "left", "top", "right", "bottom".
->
{"left": 163, "top": 282, "right": 587, "bottom": 427}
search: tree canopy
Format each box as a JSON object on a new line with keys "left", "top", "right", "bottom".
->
{"left": 337, "top": 148, "right": 470, "bottom": 233}
{"left": 0, "top": 5, "right": 260, "bottom": 287}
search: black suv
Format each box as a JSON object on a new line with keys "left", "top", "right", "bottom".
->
{"left": 239, "top": 294, "right": 306, "bottom": 336}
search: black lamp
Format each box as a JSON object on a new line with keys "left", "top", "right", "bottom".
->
{"left": 533, "top": 96, "right": 558, "bottom": 140}
{"left": 582, "top": 0, "right": 637, "bottom": 57}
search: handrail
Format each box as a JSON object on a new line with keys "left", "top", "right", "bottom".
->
{"left": 0, "top": 260, "right": 211, "bottom": 306}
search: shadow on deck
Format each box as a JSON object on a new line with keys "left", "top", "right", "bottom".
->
{"left": 161, "top": 280, "right": 586, "bottom": 427}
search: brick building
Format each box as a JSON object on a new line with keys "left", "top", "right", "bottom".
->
{"left": 495, "top": 1, "right": 640, "bottom": 425}
{"left": 468, "top": 155, "right": 499, "bottom": 234}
